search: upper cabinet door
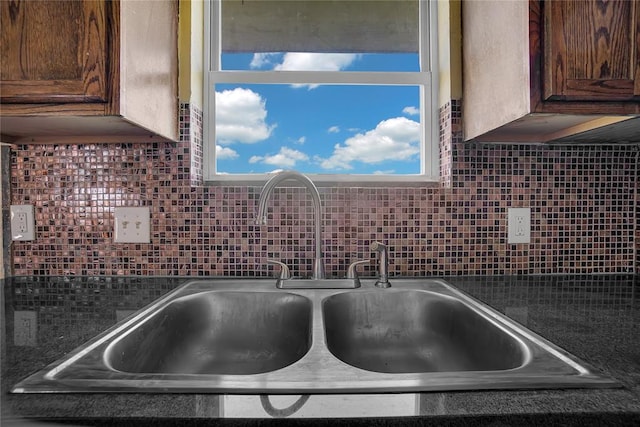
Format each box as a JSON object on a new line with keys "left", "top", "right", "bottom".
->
{"left": 0, "top": 0, "right": 108, "bottom": 103}
{"left": 544, "top": 0, "right": 640, "bottom": 101}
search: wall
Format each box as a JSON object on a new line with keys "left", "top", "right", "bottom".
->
{"left": 8, "top": 102, "right": 639, "bottom": 277}
{"left": 178, "top": 0, "right": 203, "bottom": 108}
{"left": 1, "top": 145, "right": 8, "bottom": 278}
{"left": 438, "top": 0, "right": 462, "bottom": 106}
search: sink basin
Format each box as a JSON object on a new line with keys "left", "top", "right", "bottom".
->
{"left": 106, "top": 291, "right": 312, "bottom": 375}
{"left": 11, "top": 279, "right": 618, "bottom": 394}
{"left": 323, "top": 290, "right": 527, "bottom": 373}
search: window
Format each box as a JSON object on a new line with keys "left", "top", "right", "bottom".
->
{"left": 204, "top": 0, "right": 438, "bottom": 183}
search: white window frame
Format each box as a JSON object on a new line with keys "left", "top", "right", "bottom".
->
{"left": 203, "top": 0, "right": 439, "bottom": 185}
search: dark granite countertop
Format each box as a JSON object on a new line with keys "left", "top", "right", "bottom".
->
{"left": 1, "top": 275, "right": 639, "bottom": 426}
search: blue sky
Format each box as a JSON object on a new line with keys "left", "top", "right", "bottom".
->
{"left": 215, "top": 53, "right": 421, "bottom": 175}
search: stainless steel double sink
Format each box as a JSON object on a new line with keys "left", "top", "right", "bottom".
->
{"left": 12, "top": 278, "right": 617, "bottom": 393}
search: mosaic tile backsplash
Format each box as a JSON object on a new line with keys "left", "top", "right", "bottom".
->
{"left": 9, "top": 101, "right": 640, "bottom": 277}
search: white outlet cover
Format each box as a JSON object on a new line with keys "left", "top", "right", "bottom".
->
{"left": 14, "top": 310, "right": 37, "bottom": 347}
{"left": 114, "top": 207, "right": 150, "bottom": 243}
{"left": 507, "top": 207, "right": 531, "bottom": 244}
{"left": 10, "top": 204, "right": 35, "bottom": 241}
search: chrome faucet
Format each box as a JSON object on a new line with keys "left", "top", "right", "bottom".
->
{"left": 255, "top": 170, "right": 326, "bottom": 280}
{"left": 371, "top": 241, "right": 391, "bottom": 288}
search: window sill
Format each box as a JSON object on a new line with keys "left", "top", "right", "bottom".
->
{"left": 204, "top": 173, "right": 440, "bottom": 188}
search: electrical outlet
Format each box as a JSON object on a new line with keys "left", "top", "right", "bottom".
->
{"left": 114, "top": 207, "right": 150, "bottom": 243}
{"left": 10, "top": 205, "right": 35, "bottom": 241}
{"left": 508, "top": 207, "right": 531, "bottom": 244}
{"left": 14, "top": 311, "right": 37, "bottom": 346}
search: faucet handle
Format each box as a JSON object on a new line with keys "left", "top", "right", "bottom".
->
{"left": 266, "top": 259, "right": 291, "bottom": 280}
{"left": 346, "top": 260, "right": 370, "bottom": 279}
{"left": 346, "top": 260, "right": 369, "bottom": 288}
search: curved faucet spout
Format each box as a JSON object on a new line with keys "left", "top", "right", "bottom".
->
{"left": 255, "top": 171, "right": 325, "bottom": 280}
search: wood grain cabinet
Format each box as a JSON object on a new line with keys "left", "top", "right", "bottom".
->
{"left": 0, "top": 0, "right": 178, "bottom": 143}
{"left": 464, "top": 0, "right": 639, "bottom": 143}
{"left": 544, "top": 0, "right": 639, "bottom": 102}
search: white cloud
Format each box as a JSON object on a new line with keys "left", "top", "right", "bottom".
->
{"left": 328, "top": 126, "right": 340, "bottom": 133}
{"left": 249, "top": 147, "right": 309, "bottom": 169}
{"left": 216, "top": 145, "right": 238, "bottom": 160}
{"left": 250, "top": 53, "right": 280, "bottom": 69}
{"left": 275, "top": 53, "right": 359, "bottom": 72}
{"left": 319, "top": 117, "right": 420, "bottom": 170}
{"left": 251, "top": 53, "right": 360, "bottom": 89}
{"left": 286, "top": 136, "right": 306, "bottom": 145}
{"left": 403, "top": 106, "right": 420, "bottom": 116}
{"left": 215, "top": 88, "right": 276, "bottom": 144}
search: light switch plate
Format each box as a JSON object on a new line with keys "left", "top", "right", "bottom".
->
{"left": 114, "top": 207, "right": 150, "bottom": 243}
{"left": 10, "top": 204, "right": 35, "bottom": 241}
{"left": 508, "top": 207, "right": 531, "bottom": 244}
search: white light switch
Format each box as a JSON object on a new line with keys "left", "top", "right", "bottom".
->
{"left": 10, "top": 204, "right": 35, "bottom": 241}
{"left": 508, "top": 207, "right": 531, "bottom": 244}
{"left": 114, "top": 207, "right": 150, "bottom": 243}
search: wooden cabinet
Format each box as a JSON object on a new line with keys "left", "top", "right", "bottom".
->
{"left": 463, "top": 0, "right": 639, "bottom": 143}
{"left": 0, "top": 0, "right": 178, "bottom": 143}
{"left": 544, "top": 0, "right": 639, "bottom": 102}
{"left": 1, "top": 0, "right": 108, "bottom": 104}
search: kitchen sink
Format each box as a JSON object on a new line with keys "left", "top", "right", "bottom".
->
{"left": 12, "top": 279, "right": 618, "bottom": 394}
{"left": 323, "top": 290, "right": 527, "bottom": 373}
{"left": 105, "top": 292, "right": 312, "bottom": 375}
